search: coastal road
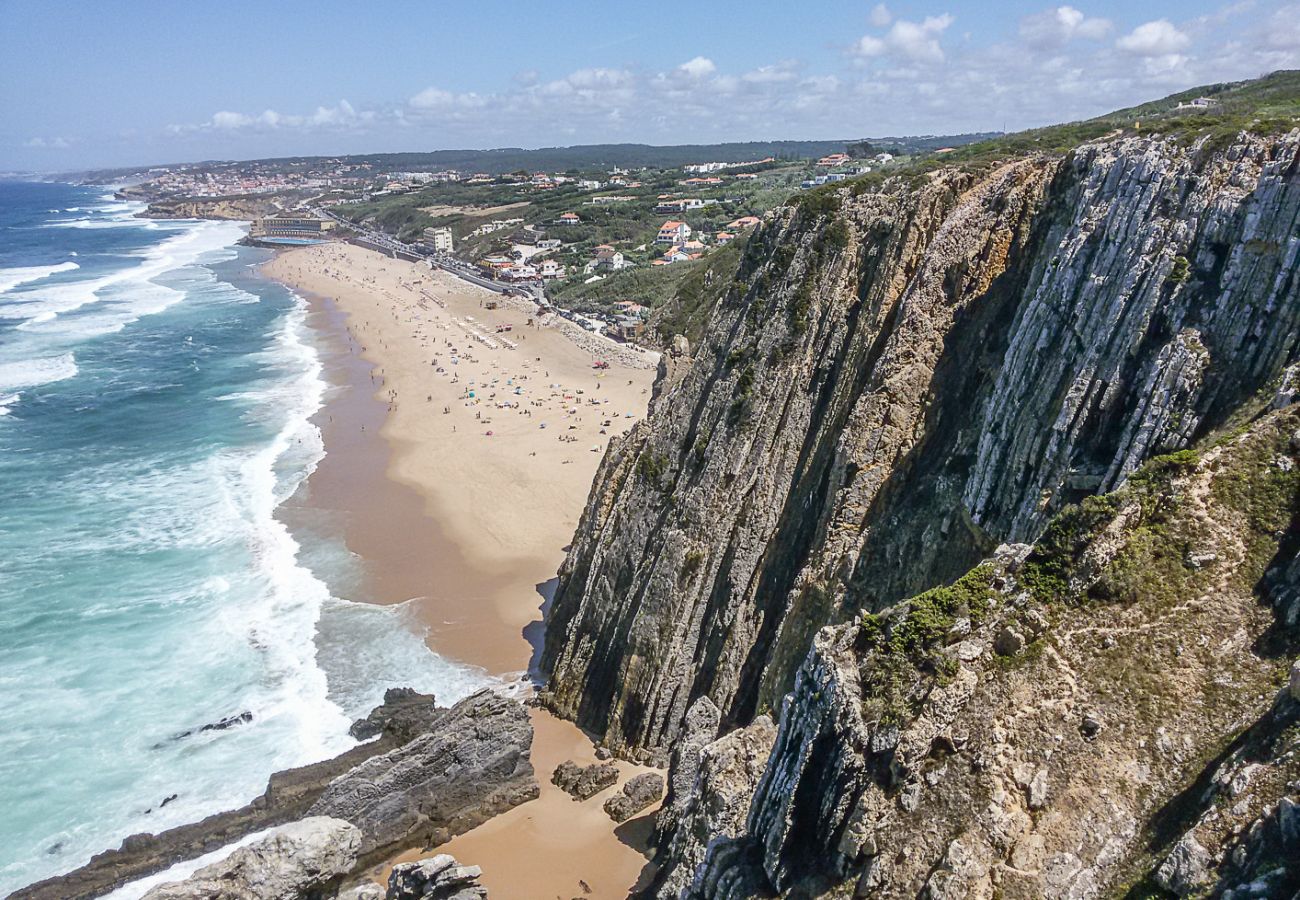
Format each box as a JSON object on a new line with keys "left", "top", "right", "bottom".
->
{"left": 310, "top": 206, "right": 547, "bottom": 304}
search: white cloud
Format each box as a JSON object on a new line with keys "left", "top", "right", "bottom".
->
{"left": 1019, "top": 6, "right": 1112, "bottom": 47}
{"left": 410, "top": 87, "right": 454, "bottom": 109}
{"left": 180, "top": 100, "right": 368, "bottom": 134}
{"left": 1117, "top": 19, "right": 1191, "bottom": 56}
{"left": 856, "top": 34, "right": 888, "bottom": 56}
{"left": 24, "top": 136, "right": 71, "bottom": 149}
{"left": 856, "top": 13, "right": 954, "bottom": 64}
{"left": 1262, "top": 3, "right": 1300, "bottom": 48}
{"left": 146, "top": 4, "right": 1300, "bottom": 161}
{"left": 678, "top": 56, "right": 717, "bottom": 78}
{"left": 870, "top": 3, "right": 892, "bottom": 27}
{"left": 211, "top": 111, "right": 253, "bottom": 129}
{"left": 742, "top": 61, "right": 800, "bottom": 83}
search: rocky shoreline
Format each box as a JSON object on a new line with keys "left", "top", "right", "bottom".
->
{"left": 14, "top": 689, "right": 535, "bottom": 900}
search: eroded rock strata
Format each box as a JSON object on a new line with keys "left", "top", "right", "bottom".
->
{"left": 543, "top": 131, "right": 1300, "bottom": 761}
{"left": 539, "top": 127, "right": 1300, "bottom": 897}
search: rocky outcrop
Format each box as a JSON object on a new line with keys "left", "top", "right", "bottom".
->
{"left": 137, "top": 196, "right": 279, "bottom": 221}
{"left": 18, "top": 690, "right": 534, "bottom": 900}
{"left": 552, "top": 760, "right": 620, "bottom": 800}
{"left": 309, "top": 689, "right": 537, "bottom": 867}
{"left": 542, "top": 129, "right": 1300, "bottom": 767}
{"left": 140, "top": 817, "right": 361, "bottom": 900}
{"left": 348, "top": 688, "right": 442, "bottom": 742}
{"left": 604, "top": 773, "right": 666, "bottom": 823}
{"left": 650, "top": 716, "right": 776, "bottom": 900}
{"left": 651, "top": 407, "right": 1300, "bottom": 897}
{"left": 387, "top": 854, "right": 488, "bottom": 900}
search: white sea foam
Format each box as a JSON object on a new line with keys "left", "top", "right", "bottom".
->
{"left": 100, "top": 826, "right": 276, "bottom": 900}
{"left": 206, "top": 299, "right": 355, "bottom": 760}
{"left": 2, "top": 219, "right": 246, "bottom": 336}
{"left": 0, "top": 261, "right": 79, "bottom": 294}
{"left": 0, "top": 353, "right": 77, "bottom": 391}
{"left": 0, "top": 354, "right": 78, "bottom": 413}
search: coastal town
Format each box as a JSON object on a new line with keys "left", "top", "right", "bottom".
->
{"left": 114, "top": 138, "right": 960, "bottom": 351}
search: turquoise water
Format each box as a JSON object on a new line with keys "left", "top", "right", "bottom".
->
{"left": 0, "top": 182, "right": 489, "bottom": 894}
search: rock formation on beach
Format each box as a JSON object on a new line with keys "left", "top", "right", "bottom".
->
{"left": 140, "top": 817, "right": 362, "bottom": 900}
{"left": 603, "top": 773, "right": 666, "bottom": 823}
{"left": 552, "top": 759, "right": 621, "bottom": 800}
{"left": 308, "top": 690, "right": 538, "bottom": 868}
{"left": 386, "top": 854, "right": 488, "bottom": 900}
{"left": 538, "top": 75, "right": 1300, "bottom": 897}
{"left": 15, "top": 690, "right": 535, "bottom": 900}
{"left": 134, "top": 826, "right": 488, "bottom": 900}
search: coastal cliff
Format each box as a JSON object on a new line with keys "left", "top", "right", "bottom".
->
{"left": 651, "top": 404, "right": 1300, "bottom": 898}
{"left": 543, "top": 127, "right": 1300, "bottom": 762}
{"left": 540, "top": 121, "right": 1300, "bottom": 895}
{"left": 115, "top": 185, "right": 281, "bottom": 220}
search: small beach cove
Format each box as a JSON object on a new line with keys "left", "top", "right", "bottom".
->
{"left": 263, "top": 242, "right": 663, "bottom": 899}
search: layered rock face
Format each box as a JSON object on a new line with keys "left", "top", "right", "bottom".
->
{"left": 656, "top": 406, "right": 1300, "bottom": 897}
{"left": 541, "top": 130, "right": 1300, "bottom": 766}
{"left": 308, "top": 689, "right": 537, "bottom": 867}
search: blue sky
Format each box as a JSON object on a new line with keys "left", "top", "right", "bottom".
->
{"left": 3, "top": 0, "right": 1297, "bottom": 170}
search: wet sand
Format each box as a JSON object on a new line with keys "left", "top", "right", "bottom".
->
{"left": 263, "top": 243, "right": 661, "bottom": 898}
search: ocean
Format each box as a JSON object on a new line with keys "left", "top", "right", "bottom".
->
{"left": 0, "top": 181, "right": 489, "bottom": 894}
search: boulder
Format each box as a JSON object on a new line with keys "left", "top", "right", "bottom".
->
{"left": 140, "top": 817, "right": 361, "bottom": 900}
{"left": 551, "top": 760, "right": 619, "bottom": 800}
{"left": 603, "top": 773, "right": 665, "bottom": 823}
{"left": 993, "top": 626, "right": 1025, "bottom": 657}
{"left": 348, "top": 688, "right": 441, "bottom": 742}
{"left": 309, "top": 689, "right": 537, "bottom": 864}
{"left": 1155, "top": 833, "right": 1213, "bottom": 896}
{"left": 1289, "top": 658, "right": 1300, "bottom": 702}
{"left": 387, "top": 854, "right": 486, "bottom": 900}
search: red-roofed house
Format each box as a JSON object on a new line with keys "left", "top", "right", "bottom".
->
{"left": 656, "top": 220, "right": 691, "bottom": 244}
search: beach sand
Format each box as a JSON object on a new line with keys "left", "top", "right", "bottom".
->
{"left": 264, "top": 243, "right": 661, "bottom": 899}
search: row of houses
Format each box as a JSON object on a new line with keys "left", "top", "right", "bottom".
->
{"left": 470, "top": 217, "right": 525, "bottom": 237}
{"left": 478, "top": 254, "right": 567, "bottom": 282}
{"left": 654, "top": 196, "right": 718, "bottom": 214}
{"left": 651, "top": 215, "right": 762, "bottom": 266}
{"left": 682, "top": 156, "right": 776, "bottom": 174}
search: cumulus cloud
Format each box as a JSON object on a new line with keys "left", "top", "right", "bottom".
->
{"left": 677, "top": 56, "right": 717, "bottom": 78}
{"left": 175, "top": 100, "right": 369, "bottom": 134}
{"left": 870, "top": 3, "right": 892, "bottom": 27}
{"left": 24, "top": 136, "right": 71, "bottom": 149}
{"left": 150, "top": 3, "right": 1300, "bottom": 157}
{"left": 1117, "top": 19, "right": 1191, "bottom": 55}
{"left": 409, "top": 87, "right": 487, "bottom": 111}
{"left": 211, "top": 111, "right": 253, "bottom": 129}
{"left": 1019, "top": 6, "right": 1112, "bottom": 47}
{"left": 856, "top": 14, "right": 954, "bottom": 64}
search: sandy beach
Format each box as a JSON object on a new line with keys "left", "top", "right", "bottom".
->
{"left": 263, "top": 242, "right": 661, "bottom": 899}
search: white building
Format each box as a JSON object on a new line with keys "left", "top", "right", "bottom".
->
{"left": 423, "top": 226, "right": 454, "bottom": 253}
